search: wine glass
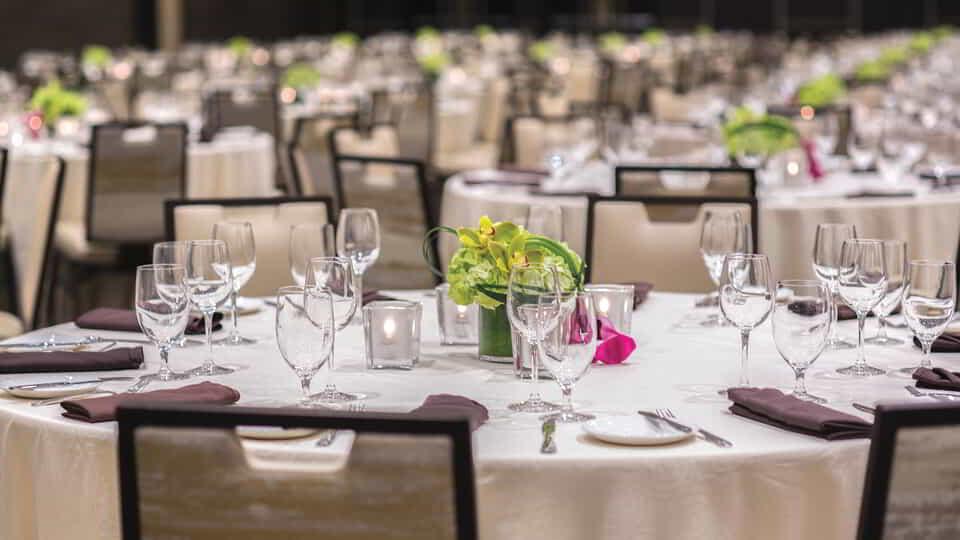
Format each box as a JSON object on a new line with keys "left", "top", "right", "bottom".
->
{"left": 212, "top": 222, "right": 257, "bottom": 345}
{"left": 539, "top": 291, "right": 597, "bottom": 423}
{"left": 134, "top": 264, "right": 190, "bottom": 381}
{"left": 772, "top": 280, "right": 832, "bottom": 403}
{"left": 526, "top": 204, "right": 563, "bottom": 240}
{"left": 506, "top": 263, "right": 562, "bottom": 413}
{"left": 865, "top": 240, "right": 908, "bottom": 346}
{"left": 152, "top": 241, "right": 188, "bottom": 266}
{"left": 184, "top": 239, "right": 234, "bottom": 376}
{"left": 275, "top": 286, "right": 335, "bottom": 407}
{"left": 835, "top": 239, "right": 887, "bottom": 376}
{"left": 719, "top": 253, "right": 774, "bottom": 390}
{"left": 289, "top": 223, "right": 336, "bottom": 286}
{"left": 336, "top": 208, "right": 381, "bottom": 302}
{"left": 309, "top": 256, "right": 368, "bottom": 402}
{"left": 814, "top": 113, "right": 838, "bottom": 157}
{"left": 812, "top": 223, "right": 858, "bottom": 349}
{"left": 900, "top": 260, "right": 956, "bottom": 374}
{"left": 700, "top": 210, "right": 748, "bottom": 327}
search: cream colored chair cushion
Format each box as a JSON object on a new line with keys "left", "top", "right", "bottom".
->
{"left": 334, "top": 125, "right": 400, "bottom": 184}
{"left": 513, "top": 117, "right": 596, "bottom": 168}
{"left": 590, "top": 201, "right": 752, "bottom": 293}
{"left": 173, "top": 201, "right": 330, "bottom": 297}
{"left": 0, "top": 311, "right": 25, "bottom": 339}
{"left": 478, "top": 77, "right": 509, "bottom": 143}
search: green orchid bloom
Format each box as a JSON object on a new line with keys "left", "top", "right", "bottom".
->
{"left": 721, "top": 107, "right": 798, "bottom": 157}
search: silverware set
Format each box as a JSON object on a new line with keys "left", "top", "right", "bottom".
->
{"left": 905, "top": 385, "right": 960, "bottom": 402}
{"left": 649, "top": 408, "right": 733, "bottom": 448}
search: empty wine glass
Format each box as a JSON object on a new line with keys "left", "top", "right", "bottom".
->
{"left": 289, "top": 223, "right": 336, "bottom": 286}
{"left": 337, "top": 208, "right": 381, "bottom": 302}
{"left": 812, "top": 223, "right": 858, "bottom": 349}
{"left": 700, "top": 210, "right": 749, "bottom": 327}
{"left": 865, "top": 240, "right": 908, "bottom": 346}
{"left": 539, "top": 291, "right": 597, "bottom": 423}
{"left": 526, "top": 204, "right": 563, "bottom": 240}
{"left": 212, "top": 221, "right": 257, "bottom": 346}
{"left": 719, "top": 253, "right": 774, "bottom": 390}
{"left": 836, "top": 239, "right": 887, "bottom": 376}
{"left": 135, "top": 264, "right": 190, "bottom": 381}
{"left": 309, "top": 256, "right": 369, "bottom": 402}
{"left": 275, "top": 286, "right": 335, "bottom": 407}
{"left": 152, "top": 241, "right": 188, "bottom": 266}
{"left": 772, "top": 280, "right": 831, "bottom": 403}
{"left": 901, "top": 260, "right": 956, "bottom": 374}
{"left": 506, "top": 263, "right": 562, "bottom": 413}
{"left": 184, "top": 239, "right": 234, "bottom": 376}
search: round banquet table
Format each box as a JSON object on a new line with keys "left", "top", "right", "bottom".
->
{"left": 440, "top": 172, "right": 960, "bottom": 285}
{"left": 2, "top": 290, "right": 954, "bottom": 540}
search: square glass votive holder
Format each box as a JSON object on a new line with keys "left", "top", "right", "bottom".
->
{"left": 435, "top": 283, "right": 479, "bottom": 345}
{"left": 363, "top": 300, "right": 422, "bottom": 370}
{"left": 585, "top": 284, "right": 634, "bottom": 335}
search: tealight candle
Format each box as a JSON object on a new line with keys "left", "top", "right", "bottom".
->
{"left": 364, "top": 301, "right": 421, "bottom": 370}
{"left": 585, "top": 284, "right": 634, "bottom": 335}
{"left": 435, "top": 283, "right": 479, "bottom": 345}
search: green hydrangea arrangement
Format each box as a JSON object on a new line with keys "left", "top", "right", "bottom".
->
{"left": 416, "top": 26, "right": 440, "bottom": 42}
{"left": 598, "top": 32, "right": 627, "bottom": 54}
{"left": 439, "top": 216, "right": 584, "bottom": 309}
{"left": 643, "top": 28, "right": 665, "bottom": 45}
{"left": 82, "top": 45, "right": 112, "bottom": 68}
{"left": 909, "top": 32, "right": 935, "bottom": 54}
{"left": 227, "top": 36, "right": 252, "bottom": 57}
{"left": 283, "top": 63, "right": 321, "bottom": 89}
{"left": 332, "top": 32, "right": 358, "bottom": 49}
{"left": 528, "top": 40, "right": 554, "bottom": 63}
{"left": 794, "top": 74, "right": 846, "bottom": 108}
{"left": 29, "top": 81, "right": 87, "bottom": 124}
{"left": 418, "top": 51, "right": 450, "bottom": 76}
{"left": 474, "top": 25, "right": 494, "bottom": 39}
{"left": 854, "top": 59, "right": 891, "bottom": 82}
{"left": 722, "top": 107, "right": 798, "bottom": 157}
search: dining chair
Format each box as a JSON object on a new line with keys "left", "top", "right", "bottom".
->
{"left": 201, "top": 86, "right": 281, "bottom": 143}
{"left": 856, "top": 402, "right": 960, "bottom": 539}
{"left": 585, "top": 195, "right": 756, "bottom": 293}
{"left": 164, "top": 196, "right": 333, "bottom": 297}
{"left": 0, "top": 153, "right": 65, "bottom": 334}
{"left": 287, "top": 112, "right": 358, "bottom": 201}
{"left": 501, "top": 113, "right": 599, "bottom": 169}
{"left": 116, "top": 403, "right": 478, "bottom": 540}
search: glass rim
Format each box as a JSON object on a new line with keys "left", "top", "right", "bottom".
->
{"left": 777, "top": 279, "right": 824, "bottom": 287}
{"left": 584, "top": 283, "right": 635, "bottom": 292}
{"left": 213, "top": 220, "right": 253, "bottom": 227}
{"left": 136, "top": 263, "right": 184, "bottom": 271}
{"left": 153, "top": 240, "right": 187, "bottom": 247}
{"left": 842, "top": 238, "right": 882, "bottom": 245}
{"left": 909, "top": 259, "right": 955, "bottom": 268}
{"left": 290, "top": 222, "right": 329, "bottom": 230}
{"left": 723, "top": 252, "right": 767, "bottom": 260}
{"left": 186, "top": 239, "right": 227, "bottom": 246}
{"left": 309, "top": 255, "right": 350, "bottom": 265}
{"left": 363, "top": 300, "right": 420, "bottom": 311}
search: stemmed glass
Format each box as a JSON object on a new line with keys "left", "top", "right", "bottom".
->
{"left": 700, "top": 210, "right": 749, "bottom": 327}
{"left": 506, "top": 263, "right": 562, "bottom": 413}
{"left": 212, "top": 222, "right": 257, "bottom": 345}
{"left": 539, "top": 291, "right": 597, "bottom": 423}
{"left": 813, "top": 223, "right": 858, "bottom": 349}
{"left": 275, "top": 286, "right": 335, "bottom": 407}
{"left": 719, "top": 253, "right": 774, "bottom": 390}
{"left": 289, "top": 223, "right": 336, "bottom": 286}
{"left": 184, "top": 240, "right": 234, "bottom": 376}
{"left": 309, "top": 256, "right": 368, "bottom": 402}
{"left": 134, "top": 264, "right": 190, "bottom": 381}
{"left": 337, "top": 208, "right": 381, "bottom": 302}
{"left": 153, "top": 241, "right": 188, "bottom": 266}
{"left": 865, "top": 240, "right": 908, "bottom": 346}
{"left": 772, "top": 280, "right": 832, "bottom": 403}
{"left": 900, "top": 261, "right": 956, "bottom": 374}
{"left": 526, "top": 205, "right": 563, "bottom": 240}
{"left": 835, "top": 239, "right": 887, "bottom": 376}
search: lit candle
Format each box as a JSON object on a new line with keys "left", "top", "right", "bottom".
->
{"left": 597, "top": 296, "right": 611, "bottom": 318}
{"left": 383, "top": 317, "right": 397, "bottom": 342}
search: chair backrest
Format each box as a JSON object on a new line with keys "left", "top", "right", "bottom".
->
{"left": 287, "top": 113, "right": 358, "bottom": 200}
{"left": 2, "top": 153, "right": 64, "bottom": 328}
{"left": 117, "top": 403, "right": 477, "bottom": 540}
{"left": 87, "top": 122, "right": 187, "bottom": 245}
{"left": 504, "top": 114, "right": 598, "bottom": 168}
{"left": 329, "top": 137, "right": 438, "bottom": 290}
{"left": 857, "top": 402, "right": 960, "bottom": 539}
{"left": 585, "top": 195, "right": 756, "bottom": 293}
{"left": 203, "top": 86, "right": 280, "bottom": 140}
{"left": 165, "top": 197, "right": 333, "bottom": 297}
{"left": 478, "top": 77, "right": 510, "bottom": 143}
{"left": 615, "top": 164, "right": 757, "bottom": 201}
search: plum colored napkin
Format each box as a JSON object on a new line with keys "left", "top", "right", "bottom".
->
{"left": 593, "top": 316, "right": 636, "bottom": 365}
{"left": 410, "top": 394, "right": 489, "bottom": 431}
{"left": 788, "top": 301, "right": 894, "bottom": 321}
{"left": 0, "top": 347, "right": 144, "bottom": 374}
{"left": 76, "top": 307, "right": 221, "bottom": 335}
{"left": 461, "top": 169, "right": 545, "bottom": 187}
{"left": 728, "top": 388, "right": 872, "bottom": 440}
{"left": 913, "top": 367, "right": 960, "bottom": 391}
{"left": 912, "top": 333, "right": 960, "bottom": 353}
{"left": 61, "top": 381, "right": 240, "bottom": 423}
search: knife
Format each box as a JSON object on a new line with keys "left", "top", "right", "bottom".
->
{"left": 637, "top": 410, "right": 693, "bottom": 433}
{"left": 7, "top": 376, "right": 136, "bottom": 390}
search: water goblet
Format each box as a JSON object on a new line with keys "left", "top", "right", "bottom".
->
{"left": 135, "top": 264, "right": 190, "bottom": 381}
{"left": 865, "top": 240, "right": 908, "bottom": 346}
{"left": 835, "top": 239, "right": 887, "bottom": 376}
{"left": 212, "top": 221, "right": 257, "bottom": 345}
{"left": 539, "top": 291, "right": 598, "bottom": 423}
{"left": 900, "top": 261, "right": 956, "bottom": 374}
{"left": 289, "top": 222, "right": 335, "bottom": 286}
{"left": 275, "top": 286, "right": 335, "bottom": 407}
{"left": 337, "top": 208, "right": 381, "bottom": 302}
{"left": 184, "top": 239, "right": 234, "bottom": 376}
{"left": 719, "top": 253, "right": 774, "bottom": 390}
{"left": 813, "top": 223, "right": 858, "bottom": 349}
{"left": 506, "top": 263, "right": 562, "bottom": 413}
{"left": 700, "top": 210, "right": 749, "bottom": 327}
{"left": 152, "top": 241, "right": 188, "bottom": 266}
{"left": 772, "top": 280, "right": 832, "bottom": 403}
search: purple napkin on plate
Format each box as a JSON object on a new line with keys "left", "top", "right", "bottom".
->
{"left": 728, "top": 387, "right": 871, "bottom": 440}
{"left": 912, "top": 333, "right": 960, "bottom": 353}
{"left": 409, "top": 394, "right": 489, "bottom": 431}
{"left": 61, "top": 381, "right": 240, "bottom": 423}
{"left": 913, "top": 367, "right": 960, "bottom": 391}
{"left": 76, "top": 308, "right": 222, "bottom": 335}
{"left": 0, "top": 347, "right": 144, "bottom": 374}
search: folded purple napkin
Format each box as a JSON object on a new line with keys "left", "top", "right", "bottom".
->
{"left": 728, "top": 388, "right": 872, "bottom": 440}
{"left": 61, "top": 381, "right": 241, "bottom": 423}
{"left": 913, "top": 367, "right": 960, "bottom": 391}
{"left": 0, "top": 347, "right": 144, "bottom": 374}
{"left": 76, "top": 308, "right": 222, "bottom": 335}
{"left": 912, "top": 333, "right": 960, "bottom": 353}
{"left": 789, "top": 301, "right": 895, "bottom": 321}
{"left": 409, "top": 394, "right": 489, "bottom": 431}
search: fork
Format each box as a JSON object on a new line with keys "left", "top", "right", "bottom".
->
{"left": 905, "top": 385, "right": 960, "bottom": 401}
{"left": 316, "top": 403, "right": 366, "bottom": 447}
{"left": 126, "top": 375, "right": 156, "bottom": 394}
{"left": 656, "top": 408, "right": 733, "bottom": 448}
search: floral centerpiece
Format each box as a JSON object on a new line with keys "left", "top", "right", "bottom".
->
{"left": 528, "top": 40, "right": 555, "bottom": 63}
{"left": 282, "top": 63, "right": 322, "bottom": 90}
{"left": 428, "top": 216, "right": 584, "bottom": 361}
{"left": 331, "top": 32, "right": 358, "bottom": 50}
{"left": 227, "top": 36, "right": 252, "bottom": 58}
{"left": 598, "top": 32, "right": 627, "bottom": 55}
{"left": 722, "top": 106, "right": 798, "bottom": 161}
{"left": 81, "top": 45, "right": 112, "bottom": 69}
{"left": 29, "top": 80, "right": 87, "bottom": 126}
{"left": 794, "top": 74, "right": 846, "bottom": 108}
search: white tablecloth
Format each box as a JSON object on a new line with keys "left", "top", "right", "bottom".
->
{"left": 1, "top": 291, "right": 952, "bottom": 539}
{"left": 441, "top": 173, "right": 960, "bottom": 286}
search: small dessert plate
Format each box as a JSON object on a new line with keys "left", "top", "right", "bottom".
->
{"left": 235, "top": 426, "right": 320, "bottom": 440}
{"left": 583, "top": 416, "right": 695, "bottom": 446}
{"left": 5, "top": 381, "right": 102, "bottom": 399}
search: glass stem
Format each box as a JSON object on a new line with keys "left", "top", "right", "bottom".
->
{"left": 920, "top": 341, "right": 933, "bottom": 369}
{"left": 325, "top": 328, "right": 338, "bottom": 392}
{"left": 793, "top": 368, "right": 807, "bottom": 396}
{"left": 204, "top": 311, "right": 214, "bottom": 368}
{"left": 856, "top": 314, "right": 867, "bottom": 368}
{"left": 561, "top": 386, "right": 573, "bottom": 413}
{"left": 528, "top": 338, "right": 542, "bottom": 401}
{"left": 828, "top": 280, "right": 839, "bottom": 343}
{"left": 158, "top": 344, "right": 171, "bottom": 377}
{"left": 739, "top": 330, "right": 751, "bottom": 387}
{"left": 354, "top": 271, "right": 364, "bottom": 303}
{"left": 229, "top": 289, "right": 239, "bottom": 338}
{"left": 300, "top": 376, "right": 313, "bottom": 402}
{"left": 877, "top": 315, "right": 887, "bottom": 340}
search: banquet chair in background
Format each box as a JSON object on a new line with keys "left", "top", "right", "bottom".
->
{"left": 287, "top": 112, "right": 358, "bottom": 202}
{"left": 201, "top": 86, "right": 281, "bottom": 142}
{"left": 502, "top": 113, "right": 599, "bottom": 169}
{"left": 585, "top": 195, "right": 756, "bottom": 293}
{"left": 856, "top": 402, "right": 960, "bottom": 539}
{"left": 0, "top": 153, "right": 65, "bottom": 335}
{"left": 164, "top": 196, "right": 333, "bottom": 297}
{"left": 117, "top": 403, "right": 478, "bottom": 540}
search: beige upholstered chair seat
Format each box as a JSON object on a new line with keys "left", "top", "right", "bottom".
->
{"left": 54, "top": 222, "right": 118, "bottom": 264}
{"left": 0, "top": 311, "right": 24, "bottom": 339}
